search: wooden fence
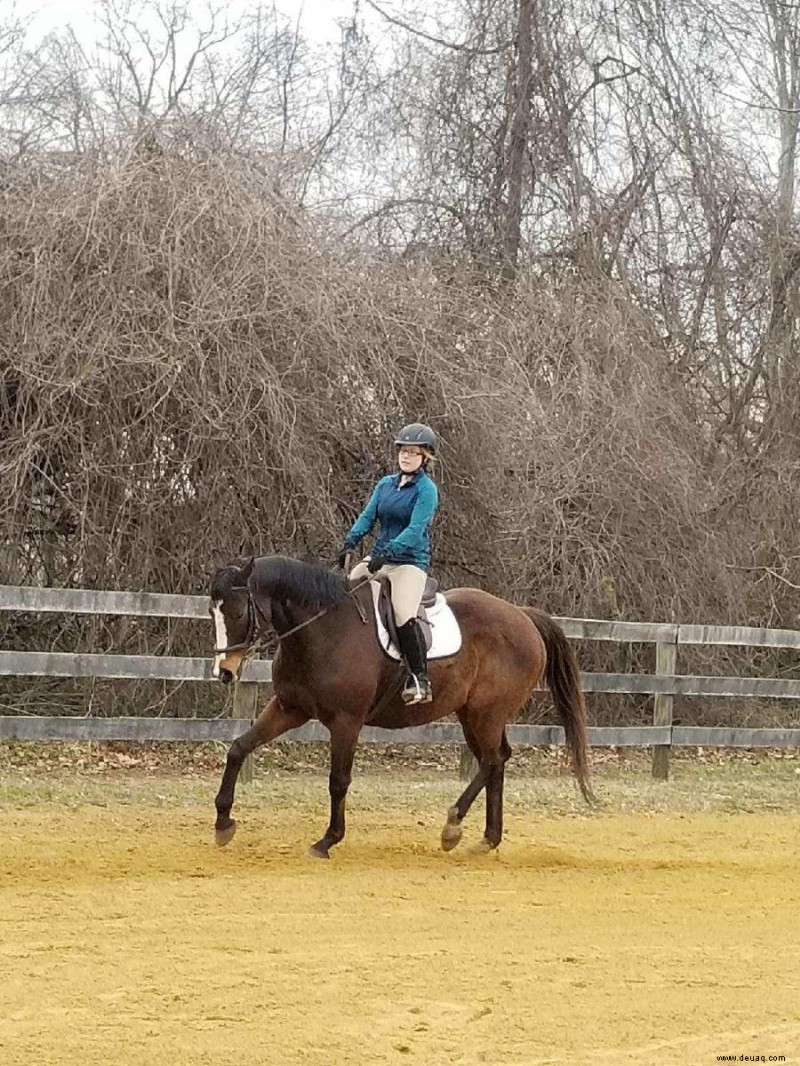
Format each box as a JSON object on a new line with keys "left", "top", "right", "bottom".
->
{"left": 1, "top": 584, "right": 800, "bottom": 780}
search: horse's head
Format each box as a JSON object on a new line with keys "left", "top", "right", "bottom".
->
{"left": 209, "top": 556, "right": 267, "bottom": 683}
{"left": 210, "top": 554, "right": 352, "bottom": 682}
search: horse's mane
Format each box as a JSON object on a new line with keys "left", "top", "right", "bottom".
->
{"left": 251, "top": 556, "right": 351, "bottom": 607}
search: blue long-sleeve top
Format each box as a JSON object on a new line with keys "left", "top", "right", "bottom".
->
{"left": 344, "top": 469, "right": 439, "bottom": 572}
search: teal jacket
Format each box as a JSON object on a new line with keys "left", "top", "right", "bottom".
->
{"left": 345, "top": 470, "right": 438, "bottom": 572}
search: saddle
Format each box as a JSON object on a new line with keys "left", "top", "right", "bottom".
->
{"left": 375, "top": 574, "right": 438, "bottom": 653}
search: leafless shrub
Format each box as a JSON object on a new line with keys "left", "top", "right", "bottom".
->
{"left": 0, "top": 0, "right": 797, "bottom": 727}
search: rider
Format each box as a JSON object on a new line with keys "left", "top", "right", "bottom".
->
{"left": 338, "top": 423, "right": 439, "bottom": 704}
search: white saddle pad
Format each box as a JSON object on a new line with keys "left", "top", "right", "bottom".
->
{"left": 370, "top": 583, "right": 463, "bottom": 661}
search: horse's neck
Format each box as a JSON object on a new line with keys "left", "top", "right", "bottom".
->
{"left": 272, "top": 598, "right": 311, "bottom": 637}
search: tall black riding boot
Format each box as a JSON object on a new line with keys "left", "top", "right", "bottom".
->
{"left": 396, "top": 618, "right": 433, "bottom": 704}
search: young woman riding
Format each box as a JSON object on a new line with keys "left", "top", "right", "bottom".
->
{"left": 338, "top": 422, "right": 439, "bottom": 705}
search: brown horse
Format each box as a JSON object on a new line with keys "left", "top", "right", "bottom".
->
{"left": 210, "top": 555, "right": 592, "bottom": 858}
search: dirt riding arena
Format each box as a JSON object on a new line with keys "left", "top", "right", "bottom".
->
{"left": 2, "top": 745, "right": 800, "bottom": 1066}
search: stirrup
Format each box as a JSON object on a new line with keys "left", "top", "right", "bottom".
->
{"left": 402, "top": 674, "right": 432, "bottom": 705}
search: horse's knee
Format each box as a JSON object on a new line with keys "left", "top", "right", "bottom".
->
{"left": 228, "top": 736, "right": 252, "bottom": 764}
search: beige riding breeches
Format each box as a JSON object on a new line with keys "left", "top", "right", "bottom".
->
{"left": 349, "top": 559, "right": 428, "bottom": 627}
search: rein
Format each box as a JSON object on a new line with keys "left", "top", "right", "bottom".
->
{"left": 275, "top": 577, "right": 373, "bottom": 640}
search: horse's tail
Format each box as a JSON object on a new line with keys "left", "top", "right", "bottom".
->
{"left": 520, "top": 607, "right": 594, "bottom": 804}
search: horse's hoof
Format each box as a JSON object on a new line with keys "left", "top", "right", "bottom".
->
{"left": 215, "top": 821, "right": 236, "bottom": 847}
{"left": 469, "top": 838, "right": 497, "bottom": 856}
{"left": 308, "top": 845, "right": 330, "bottom": 860}
{"left": 441, "top": 822, "right": 463, "bottom": 852}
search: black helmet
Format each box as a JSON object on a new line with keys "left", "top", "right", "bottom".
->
{"left": 394, "top": 423, "right": 437, "bottom": 455}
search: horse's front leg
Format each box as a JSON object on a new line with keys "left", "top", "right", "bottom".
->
{"left": 214, "top": 695, "right": 307, "bottom": 846}
{"left": 309, "top": 719, "right": 360, "bottom": 859}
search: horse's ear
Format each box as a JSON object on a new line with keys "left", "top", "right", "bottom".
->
{"left": 239, "top": 555, "right": 255, "bottom": 583}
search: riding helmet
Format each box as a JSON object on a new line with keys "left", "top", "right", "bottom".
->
{"left": 394, "top": 423, "right": 437, "bottom": 455}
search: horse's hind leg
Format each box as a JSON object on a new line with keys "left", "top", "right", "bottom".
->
{"left": 214, "top": 695, "right": 307, "bottom": 846}
{"left": 477, "top": 729, "right": 512, "bottom": 853}
{"left": 441, "top": 715, "right": 488, "bottom": 851}
{"left": 443, "top": 716, "right": 512, "bottom": 854}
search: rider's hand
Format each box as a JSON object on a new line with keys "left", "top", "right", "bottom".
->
{"left": 367, "top": 554, "right": 387, "bottom": 574}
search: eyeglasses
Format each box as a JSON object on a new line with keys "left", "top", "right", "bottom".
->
{"left": 398, "top": 447, "right": 423, "bottom": 457}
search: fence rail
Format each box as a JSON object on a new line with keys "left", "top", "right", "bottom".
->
{"left": 2, "top": 717, "right": 799, "bottom": 750}
{"left": 2, "top": 584, "right": 799, "bottom": 779}
{"left": 4, "top": 584, "right": 800, "bottom": 648}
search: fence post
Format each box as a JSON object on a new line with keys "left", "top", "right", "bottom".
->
{"left": 232, "top": 679, "right": 258, "bottom": 784}
{"left": 651, "top": 634, "right": 677, "bottom": 780}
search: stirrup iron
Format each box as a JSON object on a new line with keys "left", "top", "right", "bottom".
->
{"left": 402, "top": 673, "right": 432, "bottom": 705}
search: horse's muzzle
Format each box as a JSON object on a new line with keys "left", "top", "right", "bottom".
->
{"left": 218, "top": 668, "right": 234, "bottom": 685}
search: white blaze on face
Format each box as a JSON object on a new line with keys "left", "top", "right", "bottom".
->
{"left": 211, "top": 600, "right": 228, "bottom": 677}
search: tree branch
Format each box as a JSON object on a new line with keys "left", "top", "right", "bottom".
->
{"left": 364, "top": 0, "right": 510, "bottom": 55}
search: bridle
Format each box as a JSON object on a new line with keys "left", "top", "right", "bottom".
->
{"left": 213, "top": 584, "right": 273, "bottom": 656}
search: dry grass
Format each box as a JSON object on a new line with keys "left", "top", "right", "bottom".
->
{"left": 2, "top": 741, "right": 800, "bottom": 818}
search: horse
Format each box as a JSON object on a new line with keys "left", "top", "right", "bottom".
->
{"left": 210, "top": 555, "right": 593, "bottom": 858}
